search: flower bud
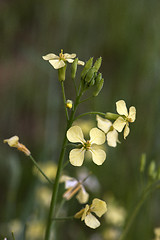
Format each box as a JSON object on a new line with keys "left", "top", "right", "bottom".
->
{"left": 93, "top": 57, "right": 102, "bottom": 72}
{"left": 105, "top": 112, "right": 119, "bottom": 120}
{"left": 81, "top": 57, "right": 93, "bottom": 80}
{"left": 66, "top": 100, "right": 73, "bottom": 109}
{"left": 85, "top": 68, "right": 96, "bottom": 84}
{"left": 148, "top": 161, "right": 157, "bottom": 179}
{"left": 58, "top": 65, "right": 66, "bottom": 81}
{"left": 71, "top": 58, "right": 78, "bottom": 79}
{"left": 93, "top": 78, "right": 104, "bottom": 97}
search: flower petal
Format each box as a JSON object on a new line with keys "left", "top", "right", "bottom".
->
{"left": 82, "top": 204, "right": 90, "bottom": 220}
{"left": 84, "top": 213, "right": 100, "bottom": 229}
{"left": 74, "top": 208, "right": 85, "bottom": 219}
{"left": 66, "top": 58, "right": 74, "bottom": 63}
{"left": 116, "top": 100, "right": 128, "bottom": 116}
{"left": 91, "top": 198, "right": 107, "bottom": 217}
{"left": 4, "top": 136, "right": 19, "bottom": 147}
{"left": 76, "top": 187, "right": 89, "bottom": 204}
{"left": 107, "top": 130, "right": 119, "bottom": 147}
{"left": 124, "top": 124, "right": 130, "bottom": 139}
{"left": 42, "top": 53, "right": 59, "bottom": 60}
{"left": 89, "top": 128, "right": 106, "bottom": 145}
{"left": 78, "top": 60, "right": 85, "bottom": 66}
{"left": 90, "top": 147, "right": 106, "bottom": 165}
{"left": 49, "top": 59, "right": 65, "bottom": 69}
{"left": 69, "top": 148, "right": 85, "bottom": 166}
{"left": 67, "top": 126, "right": 85, "bottom": 143}
{"left": 128, "top": 106, "right": 136, "bottom": 122}
{"left": 63, "top": 53, "right": 76, "bottom": 59}
{"left": 96, "top": 115, "right": 112, "bottom": 133}
{"left": 113, "top": 117, "right": 126, "bottom": 132}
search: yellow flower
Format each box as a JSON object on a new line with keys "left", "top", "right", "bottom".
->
{"left": 75, "top": 198, "right": 107, "bottom": 229}
{"left": 66, "top": 100, "right": 73, "bottom": 109}
{"left": 113, "top": 100, "right": 136, "bottom": 139}
{"left": 60, "top": 175, "right": 89, "bottom": 204}
{"left": 96, "top": 115, "right": 119, "bottom": 147}
{"left": 4, "top": 136, "right": 31, "bottom": 156}
{"left": 154, "top": 227, "right": 160, "bottom": 240}
{"left": 67, "top": 126, "right": 106, "bottom": 166}
{"left": 42, "top": 49, "right": 84, "bottom": 69}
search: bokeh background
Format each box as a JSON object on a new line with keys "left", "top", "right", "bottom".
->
{"left": 1, "top": 0, "right": 160, "bottom": 239}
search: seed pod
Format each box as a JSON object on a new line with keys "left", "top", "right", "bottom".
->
{"left": 93, "top": 78, "right": 104, "bottom": 97}
{"left": 105, "top": 112, "right": 119, "bottom": 120}
{"left": 81, "top": 57, "right": 93, "bottom": 80}
{"left": 71, "top": 58, "right": 78, "bottom": 79}
{"left": 58, "top": 65, "right": 66, "bottom": 81}
{"left": 93, "top": 57, "right": 102, "bottom": 72}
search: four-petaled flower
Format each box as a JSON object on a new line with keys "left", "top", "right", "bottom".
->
{"left": 42, "top": 49, "right": 84, "bottom": 69}
{"left": 74, "top": 198, "right": 107, "bottom": 229}
{"left": 96, "top": 115, "right": 119, "bottom": 147}
{"left": 67, "top": 126, "right": 106, "bottom": 166}
{"left": 113, "top": 100, "right": 136, "bottom": 139}
{"left": 60, "top": 175, "right": 89, "bottom": 204}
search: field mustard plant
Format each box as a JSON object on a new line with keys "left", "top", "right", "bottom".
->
{"left": 113, "top": 100, "right": 136, "bottom": 139}
{"left": 74, "top": 198, "right": 107, "bottom": 229}
{"left": 96, "top": 115, "right": 119, "bottom": 147}
{"left": 67, "top": 125, "right": 106, "bottom": 166}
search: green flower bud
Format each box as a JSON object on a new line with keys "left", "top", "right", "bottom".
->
{"left": 85, "top": 68, "right": 96, "bottom": 84}
{"left": 93, "top": 78, "right": 104, "bottom": 97}
{"left": 140, "top": 153, "right": 146, "bottom": 173}
{"left": 58, "top": 65, "right": 66, "bottom": 81}
{"left": 71, "top": 58, "right": 78, "bottom": 79}
{"left": 81, "top": 57, "right": 93, "bottom": 80}
{"left": 93, "top": 57, "right": 102, "bottom": 72}
{"left": 105, "top": 112, "right": 119, "bottom": 120}
{"left": 148, "top": 161, "right": 157, "bottom": 179}
{"left": 95, "top": 73, "right": 102, "bottom": 84}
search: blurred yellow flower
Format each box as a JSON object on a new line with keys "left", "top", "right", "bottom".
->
{"left": 113, "top": 100, "right": 136, "bottom": 139}
{"left": 60, "top": 175, "right": 89, "bottom": 204}
{"left": 25, "top": 221, "right": 45, "bottom": 240}
{"left": 75, "top": 198, "right": 107, "bottom": 229}
{"left": 42, "top": 49, "right": 84, "bottom": 69}
{"left": 4, "top": 136, "right": 31, "bottom": 156}
{"left": 154, "top": 227, "right": 160, "bottom": 240}
{"left": 96, "top": 115, "right": 119, "bottom": 147}
{"left": 66, "top": 100, "right": 73, "bottom": 109}
{"left": 36, "top": 186, "right": 52, "bottom": 207}
{"left": 67, "top": 126, "right": 106, "bottom": 166}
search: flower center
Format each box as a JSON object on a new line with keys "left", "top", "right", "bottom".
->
{"left": 83, "top": 140, "right": 91, "bottom": 150}
{"left": 59, "top": 49, "right": 66, "bottom": 61}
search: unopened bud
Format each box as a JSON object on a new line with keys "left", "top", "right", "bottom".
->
{"left": 71, "top": 58, "right": 78, "bottom": 79}
{"left": 148, "top": 161, "right": 157, "bottom": 179}
{"left": 85, "top": 68, "right": 96, "bottom": 84}
{"left": 93, "top": 57, "right": 102, "bottom": 72}
{"left": 140, "top": 153, "right": 146, "bottom": 173}
{"left": 66, "top": 100, "right": 73, "bottom": 109}
{"left": 81, "top": 57, "right": 93, "bottom": 80}
{"left": 93, "top": 78, "right": 104, "bottom": 97}
{"left": 58, "top": 65, "right": 66, "bottom": 81}
{"left": 105, "top": 112, "right": 119, "bottom": 120}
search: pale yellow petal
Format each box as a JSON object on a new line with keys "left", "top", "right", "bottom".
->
{"left": 67, "top": 126, "right": 85, "bottom": 143}
{"left": 96, "top": 115, "right": 112, "bottom": 133}
{"left": 90, "top": 147, "right": 106, "bottom": 165}
{"left": 49, "top": 59, "right": 65, "bottom": 69}
{"left": 66, "top": 58, "right": 74, "bottom": 63}
{"left": 69, "top": 148, "right": 85, "bottom": 166}
{"left": 84, "top": 213, "right": 100, "bottom": 229}
{"left": 82, "top": 204, "right": 90, "bottom": 220}
{"left": 63, "top": 53, "right": 76, "bottom": 59}
{"left": 116, "top": 100, "right": 128, "bottom": 116}
{"left": 91, "top": 198, "right": 107, "bottom": 217}
{"left": 74, "top": 208, "right": 85, "bottom": 219}
{"left": 42, "top": 53, "right": 59, "bottom": 60}
{"left": 124, "top": 124, "right": 130, "bottom": 139}
{"left": 89, "top": 128, "right": 106, "bottom": 145}
{"left": 107, "top": 130, "right": 118, "bottom": 147}
{"left": 113, "top": 117, "right": 126, "bottom": 132}
{"left": 76, "top": 187, "right": 89, "bottom": 204}
{"left": 78, "top": 60, "right": 85, "bottom": 66}
{"left": 4, "top": 136, "right": 19, "bottom": 147}
{"left": 128, "top": 106, "right": 136, "bottom": 122}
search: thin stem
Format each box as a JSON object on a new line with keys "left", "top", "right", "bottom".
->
{"left": 119, "top": 180, "right": 160, "bottom": 240}
{"left": 29, "top": 155, "right": 53, "bottom": 185}
{"left": 79, "top": 96, "right": 94, "bottom": 104}
{"left": 12, "top": 232, "right": 15, "bottom": 240}
{"left": 61, "top": 81, "right": 69, "bottom": 121}
{"left": 72, "top": 78, "right": 78, "bottom": 96}
{"left": 44, "top": 91, "right": 82, "bottom": 240}
{"left": 75, "top": 111, "right": 105, "bottom": 121}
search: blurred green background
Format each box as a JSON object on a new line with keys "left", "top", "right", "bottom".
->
{"left": 1, "top": 0, "right": 160, "bottom": 239}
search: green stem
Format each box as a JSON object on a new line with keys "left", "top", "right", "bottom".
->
{"left": 73, "top": 77, "right": 78, "bottom": 96}
{"left": 61, "top": 81, "right": 69, "bottom": 121}
{"left": 29, "top": 155, "right": 53, "bottom": 185}
{"left": 119, "top": 180, "right": 160, "bottom": 240}
{"left": 79, "top": 96, "right": 94, "bottom": 104}
{"left": 44, "top": 91, "right": 82, "bottom": 240}
{"left": 75, "top": 111, "right": 105, "bottom": 121}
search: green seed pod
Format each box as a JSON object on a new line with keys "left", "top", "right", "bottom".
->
{"left": 105, "top": 112, "right": 119, "bottom": 120}
{"left": 93, "top": 57, "right": 102, "bottom": 72}
{"left": 58, "top": 65, "right": 66, "bottom": 81}
{"left": 81, "top": 57, "right": 93, "bottom": 80}
{"left": 93, "top": 78, "right": 104, "bottom": 97}
{"left": 71, "top": 58, "right": 78, "bottom": 79}
{"left": 140, "top": 153, "right": 146, "bottom": 173}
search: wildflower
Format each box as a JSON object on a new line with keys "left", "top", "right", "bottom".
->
{"left": 42, "top": 49, "right": 84, "bottom": 69}
{"left": 60, "top": 175, "right": 89, "bottom": 204}
{"left": 96, "top": 115, "right": 119, "bottom": 147}
{"left": 4, "top": 136, "right": 31, "bottom": 156}
{"left": 154, "top": 227, "right": 160, "bottom": 240}
{"left": 75, "top": 198, "right": 107, "bottom": 229}
{"left": 66, "top": 100, "right": 73, "bottom": 109}
{"left": 67, "top": 126, "right": 106, "bottom": 166}
{"left": 113, "top": 100, "right": 136, "bottom": 139}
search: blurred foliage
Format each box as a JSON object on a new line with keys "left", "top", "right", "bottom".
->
{"left": 0, "top": 0, "right": 160, "bottom": 239}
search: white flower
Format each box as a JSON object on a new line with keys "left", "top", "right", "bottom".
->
{"left": 60, "top": 175, "right": 89, "bottom": 204}
{"left": 42, "top": 49, "right": 84, "bottom": 69}
{"left": 113, "top": 100, "right": 136, "bottom": 139}
{"left": 67, "top": 126, "right": 106, "bottom": 166}
{"left": 75, "top": 198, "right": 107, "bottom": 229}
{"left": 96, "top": 115, "right": 119, "bottom": 147}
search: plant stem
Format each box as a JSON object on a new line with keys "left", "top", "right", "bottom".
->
{"left": 61, "top": 81, "right": 69, "bottom": 121}
{"left": 44, "top": 92, "right": 82, "bottom": 240}
{"left": 29, "top": 155, "right": 53, "bottom": 185}
{"left": 119, "top": 180, "right": 160, "bottom": 240}
{"left": 75, "top": 111, "right": 106, "bottom": 121}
